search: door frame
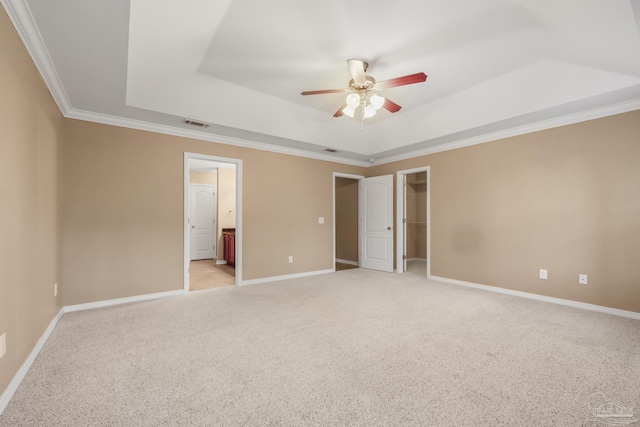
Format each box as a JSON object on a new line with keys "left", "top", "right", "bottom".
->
{"left": 184, "top": 152, "right": 243, "bottom": 291}
{"left": 396, "top": 166, "right": 431, "bottom": 277}
{"left": 332, "top": 172, "right": 365, "bottom": 271}
{"left": 189, "top": 183, "right": 217, "bottom": 261}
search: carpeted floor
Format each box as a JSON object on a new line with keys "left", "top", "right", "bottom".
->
{"left": 1, "top": 269, "right": 639, "bottom": 426}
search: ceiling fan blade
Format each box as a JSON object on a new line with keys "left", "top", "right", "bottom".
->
{"left": 333, "top": 104, "right": 347, "bottom": 117}
{"left": 301, "top": 89, "right": 346, "bottom": 95}
{"left": 347, "top": 59, "right": 367, "bottom": 85}
{"left": 383, "top": 98, "right": 402, "bottom": 113}
{"left": 376, "top": 72, "right": 427, "bottom": 89}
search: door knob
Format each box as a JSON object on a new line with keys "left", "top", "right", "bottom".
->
{"left": 387, "top": 226, "right": 392, "bottom": 230}
{"left": 191, "top": 226, "right": 195, "bottom": 229}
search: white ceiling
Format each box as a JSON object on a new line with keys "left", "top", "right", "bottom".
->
{"left": 5, "top": 0, "right": 640, "bottom": 166}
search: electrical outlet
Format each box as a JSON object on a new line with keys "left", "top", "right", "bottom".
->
{"left": 579, "top": 274, "right": 588, "bottom": 285}
{"left": 289, "top": 256, "right": 293, "bottom": 264}
{"left": 318, "top": 217, "right": 324, "bottom": 224}
{"left": 0, "top": 333, "right": 6, "bottom": 358}
{"left": 539, "top": 269, "right": 548, "bottom": 280}
{"left": 54, "top": 283, "right": 58, "bottom": 297}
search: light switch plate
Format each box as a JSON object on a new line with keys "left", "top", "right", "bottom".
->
{"left": 318, "top": 217, "right": 324, "bottom": 224}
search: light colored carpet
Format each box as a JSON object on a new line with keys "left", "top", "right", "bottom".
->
{"left": 1, "top": 269, "right": 639, "bottom": 426}
{"left": 406, "top": 259, "right": 427, "bottom": 277}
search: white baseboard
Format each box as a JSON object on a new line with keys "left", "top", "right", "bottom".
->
{"left": 0, "top": 308, "right": 64, "bottom": 415}
{"left": 63, "top": 290, "right": 185, "bottom": 313}
{"left": 215, "top": 260, "right": 228, "bottom": 265}
{"left": 240, "top": 269, "right": 334, "bottom": 286}
{"left": 335, "top": 258, "right": 358, "bottom": 266}
{"left": 429, "top": 275, "right": 640, "bottom": 320}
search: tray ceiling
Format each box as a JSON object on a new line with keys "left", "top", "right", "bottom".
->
{"left": 5, "top": 0, "right": 640, "bottom": 165}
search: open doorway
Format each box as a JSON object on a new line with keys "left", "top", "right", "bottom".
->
{"left": 333, "top": 172, "right": 364, "bottom": 271}
{"left": 396, "top": 167, "right": 430, "bottom": 277}
{"left": 184, "top": 153, "right": 242, "bottom": 291}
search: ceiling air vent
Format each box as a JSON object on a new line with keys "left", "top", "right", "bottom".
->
{"left": 182, "top": 119, "right": 210, "bottom": 128}
{"left": 324, "top": 148, "right": 338, "bottom": 153}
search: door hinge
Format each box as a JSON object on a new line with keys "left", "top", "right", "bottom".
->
{"left": 402, "top": 218, "right": 406, "bottom": 224}
{"left": 402, "top": 255, "right": 407, "bottom": 260}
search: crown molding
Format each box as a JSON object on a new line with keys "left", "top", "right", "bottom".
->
{"left": 1, "top": 0, "right": 72, "bottom": 114}
{"left": 373, "top": 97, "right": 640, "bottom": 166}
{"left": 5, "top": 0, "right": 640, "bottom": 169}
{"left": 66, "top": 108, "right": 372, "bottom": 167}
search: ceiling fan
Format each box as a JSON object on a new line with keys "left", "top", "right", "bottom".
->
{"left": 301, "top": 59, "right": 427, "bottom": 128}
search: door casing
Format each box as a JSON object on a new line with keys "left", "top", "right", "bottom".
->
{"left": 396, "top": 166, "right": 431, "bottom": 277}
{"left": 333, "top": 172, "right": 364, "bottom": 270}
{"left": 184, "top": 152, "right": 242, "bottom": 291}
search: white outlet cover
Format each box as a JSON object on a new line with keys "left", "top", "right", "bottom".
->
{"left": 539, "top": 269, "right": 548, "bottom": 279}
{"left": 579, "top": 274, "right": 588, "bottom": 284}
{"left": 318, "top": 217, "right": 324, "bottom": 224}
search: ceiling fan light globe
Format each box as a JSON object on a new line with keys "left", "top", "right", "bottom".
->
{"left": 346, "top": 93, "right": 360, "bottom": 108}
{"left": 342, "top": 105, "right": 357, "bottom": 118}
{"left": 370, "top": 94, "right": 385, "bottom": 110}
{"left": 364, "top": 105, "right": 377, "bottom": 119}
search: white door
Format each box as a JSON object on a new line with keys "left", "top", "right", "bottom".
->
{"left": 359, "top": 175, "right": 394, "bottom": 272}
{"left": 190, "top": 185, "right": 216, "bottom": 261}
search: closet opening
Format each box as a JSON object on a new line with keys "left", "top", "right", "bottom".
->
{"left": 396, "top": 167, "right": 430, "bottom": 277}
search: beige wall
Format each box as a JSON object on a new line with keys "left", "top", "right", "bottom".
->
{"left": 0, "top": 9, "right": 64, "bottom": 395}
{"left": 335, "top": 177, "right": 359, "bottom": 263}
{"left": 62, "top": 119, "right": 365, "bottom": 304}
{"left": 217, "top": 168, "right": 236, "bottom": 259}
{"left": 2, "top": 0, "right": 639, "bottom": 403}
{"left": 369, "top": 110, "right": 640, "bottom": 312}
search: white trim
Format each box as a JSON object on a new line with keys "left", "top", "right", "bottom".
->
{"left": 215, "top": 259, "right": 228, "bottom": 265}
{"left": 332, "top": 172, "right": 365, "bottom": 273}
{"left": 6, "top": 0, "right": 640, "bottom": 169}
{"left": 407, "top": 257, "right": 427, "bottom": 262}
{"left": 67, "top": 109, "right": 370, "bottom": 168}
{"left": 66, "top": 99, "right": 640, "bottom": 169}
{"left": 336, "top": 258, "right": 358, "bottom": 266}
{"left": 240, "top": 269, "right": 334, "bottom": 286}
{"left": 0, "top": 0, "right": 72, "bottom": 115}
{"left": 0, "top": 308, "right": 64, "bottom": 415}
{"left": 430, "top": 275, "right": 640, "bottom": 321}
{"left": 184, "top": 152, "right": 242, "bottom": 291}
{"left": 375, "top": 98, "right": 640, "bottom": 166}
{"left": 63, "top": 290, "right": 185, "bottom": 313}
{"left": 396, "top": 167, "right": 431, "bottom": 277}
